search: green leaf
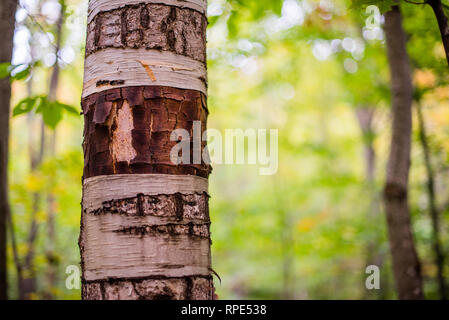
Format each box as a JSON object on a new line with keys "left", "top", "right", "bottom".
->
{"left": 271, "top": 0, "right": 284, "bottom": 16}
{"left": 0, "top": 62, "right": 11, "bottom": 79}
{"left": 11, "top": 66, "right": 31, "bottom": 82}
{"left": 12, "top": 96, "right": 40, "bottom": 116}
{"left": 208, "top": 15, "right": 221, "bottom": 27}
{"left": 0, "top": 63, "right": 30, "bottom": 81}
{"left": 34, "top": 98, "right": 79, "bottom": 129}
{"left": 38, "top": 101, "right": 63, "bottom": 129}
{"left": 58, "top": 102, "right": 79, "bottom": 115}
{"left": 227, "top": 10, "right": 239, "bottom": 38}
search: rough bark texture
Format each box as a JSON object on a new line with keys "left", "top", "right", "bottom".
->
{"left": 0, "top": 0, "right": 17, "bottom": 300}
{"left": 82, "top": 86, "right": 210, "bottom": 179}
{"left": 383, "top": 6, "right": 424, "bottom": 300}
{"left": 85, "top": 4, "right": 207, "bottom": 62}
{"left": 82, "top": 275, "right": 213, "bottom": 300}
{"left": 428, "top": 0, "right": 449, "bottom": 67}
{"left": 80, "top": 0, "right": 213, "bottom": 300}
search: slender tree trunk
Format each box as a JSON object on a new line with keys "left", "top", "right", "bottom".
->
{"left": 0, "top": 0, "right": 18, "bottom": 300}
{"left": 355, "top": 107, "right": 386, "bottom": 299}
{"left": 80, "top": 0, "right": 214, "bottom": 300}
{"left": 6, "top": 209, "right": 23, "bottom": 299}
{"left": 383, "top": 6, "right": 424, "bottom": 300}
{"left": 427, "top": 0, "right": 449, "bottom": 67}
{"left": 416, "top": 103, "right": 447, "bottom": 299}
{"left": 45, "top": 1, "right": 65, "bottom": 299}
{"left": 356, "top": 108, "right": 376, "bottom": 185}
{"left": 18, "top": 71, "right": 46, "bottom": 299}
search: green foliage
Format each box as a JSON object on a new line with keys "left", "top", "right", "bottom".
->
{"left": 13, "top": 95, "right": 79, "bottom": 129}
{"left": 0, "top": 63, "right": 31, "bottom": 82}
{"left": 7, "top": 0, "right": 449, "bottom": 300}
{"left": 0, "top": 62, "right": 11, "bottom": 79}
{"left": 222, "top": 0, "right": 284, "bottom": 38}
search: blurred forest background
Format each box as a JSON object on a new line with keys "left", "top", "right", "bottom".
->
{"left": 3, "top": 0, "right": 449, "bottom": 299}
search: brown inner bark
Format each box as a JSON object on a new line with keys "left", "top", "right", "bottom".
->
{"left": 82, "top": 86, "right": 211, "bottom": 179}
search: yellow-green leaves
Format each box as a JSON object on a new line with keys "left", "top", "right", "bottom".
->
{"left": 0, "top": 62, "right": 31, "bottom": 82}
{"left": 13, "top": 95, "right": 79, "bottom": 129}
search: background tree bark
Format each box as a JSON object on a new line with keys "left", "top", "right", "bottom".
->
{"left": 416, "top": 103, "right": 447, "bottom": 299}
{"left": 427, "top": 0, "right": 449, "bottom": 67}
{"left": 355, "top": 107, "right": 388, "bottom": 299}
{"left": 0, "top": 0, "right": 17, "bottom": 300}
{"left": 79, "top": 0, "right": 214, "bottom": 300}
{"left": 383, "top": 6, "right": 424, "bottom": 300}
{"left": 44, "top": 0, "right": 65, "bottom": 299}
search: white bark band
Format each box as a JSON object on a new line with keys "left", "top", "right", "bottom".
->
{"left": 82, "top": 212, "right": 211, "bottom": 281}
{"left": 88, "top": 0, "right": 207, "bottom": 24}
{"left": 82, "top": 48, "right": 207, "bottom": 98}
{"left": 83, "top": 174, "right": 209, "bottom": 213}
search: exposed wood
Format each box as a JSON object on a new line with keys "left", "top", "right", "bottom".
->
{"left": 82, "top": 86, "right": 210, "bottom": 179}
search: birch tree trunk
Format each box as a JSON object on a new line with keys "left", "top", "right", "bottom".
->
{"left": 0, "top": 0, "right": 17, "bottom": 300}
{"left": 79, "top": 0, "right": 214, "bottom": 300}
{"left": 383, "top": 6, "right": 424, "bottom": 300}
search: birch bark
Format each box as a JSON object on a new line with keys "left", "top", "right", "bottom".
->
{"left": 80, "top": 0, "right": 214, "bottom": 300}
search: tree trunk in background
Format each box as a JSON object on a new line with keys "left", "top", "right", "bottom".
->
{"left": 21, "top": 119, "right": 44, "bottom": 300}
{"left": 45, "top": 0, "right": 65, "bottom": 299}
{"left": 416, "top": 103, "right": 447, "bottom": 299}
{"left": 428, "top": 0, "right": 449, "bottom": 67}
{"left": 355, "top": 107, "right": 387, "bottom": 299}
{"left": 80, "top": 0, "right": 214, "bottom": 300}
{"left": 383, "top": 6, "right": 424, "bottom": 300}
{"left": 19, "top": 60, "right": 45, "bottom": 299}
{"left": 0, "top": 0, "right": 17, "bottom": 300}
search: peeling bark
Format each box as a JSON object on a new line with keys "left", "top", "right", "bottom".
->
{"left": 86, "top": 4, "right": 207, "bottom": 62}
{"left": 82, "top": 86, "right": 210, "bottom": 179}
{"left": 81, "top": 0, "right": 212, "bottom": 300}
